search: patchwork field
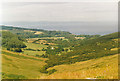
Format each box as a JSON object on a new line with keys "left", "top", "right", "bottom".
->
{"left": 23, "top": 42, "right": 47, "bottom": 56}
{"left": 24, "top": 42, "right": 47, "bottom": 49}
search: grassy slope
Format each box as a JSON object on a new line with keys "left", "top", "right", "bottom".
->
{"left": 1, "top": 29, "right": 118, "bottom": 79}
{"left": 2, "top": 50, "right": 48, "bottom": 79}
{"left": 43, "top": 54, "right": 118, "bottom": 79}
{"left": 2, "top": 50, "right": 118, "bottom": 79}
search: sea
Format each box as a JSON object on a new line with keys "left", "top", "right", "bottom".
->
{"left": 1, "top": 21, "right": 117, "bottom": 35}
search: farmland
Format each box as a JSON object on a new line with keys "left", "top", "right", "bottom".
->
{"left": 1, "top": 26, "right": 119, "bottom": 79}
{"left": 23, "top": 42, "right": 47, "bottom": 56}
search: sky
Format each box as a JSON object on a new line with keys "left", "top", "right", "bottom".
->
{"left": 0, "top": 0, "right": 118, "bottom": 35}
{"left": 1, "top": 0, "right": 119, "bottom": 2}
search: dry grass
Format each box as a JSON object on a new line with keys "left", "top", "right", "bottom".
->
{"left": 43, "top": 54, "right": 118, "bottom": 79}
{"left": 24, "top": 30, "right": 43, "bottom": 34}
{"left": 110, "top": 48, "right": 118, "bottom": 51}
{"left": 75, "top": 37, "right": 85, "bottom": 39}
{"left": 24, "top": 30, "right": 35, "bottom": 32}
{"left": 2, "top": 49, "right": 118, "bottom": 79}
{"left": 0, "top": 30, "right": 9, "bottom": 31}
{"left": 34, "top": 31, "right": 43, "bottom": 34}
{"left": 38, "top": 37, "right": 65, "bottom": 40}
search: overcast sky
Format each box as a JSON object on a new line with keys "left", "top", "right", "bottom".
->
{"left": 1, "top": 0, "right": 119, "bottom": 2}
{"left": 0, "top": 0, "right": 118, "bottom": 35}
{"left": 1, "top": 0, "right": 118, "bottom": 22}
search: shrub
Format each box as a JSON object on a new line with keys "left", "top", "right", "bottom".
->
{"left": 36, "top": 54, "right": 40, "bottom": 57}
{"left": 48, "top": 69, "right": 57, "bottom": 75}
{"left": 40, "top": 54, "right": 48, "bottom": 58}
{"left": 14, "top": 48, "right": 22, "bottom": 52}
{"left": 40, "top": 66, "right": 48, "bottom": 73}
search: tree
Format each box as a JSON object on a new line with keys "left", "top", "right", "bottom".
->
{"left": 2, "top": 31, "right": 27, "bottom": 52}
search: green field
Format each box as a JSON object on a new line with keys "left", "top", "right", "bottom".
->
{"left": 23, "top": 42, "right": 47, "bottom": 56}
{"left": 24, "top": 42, "right": 47, "bottom": 50}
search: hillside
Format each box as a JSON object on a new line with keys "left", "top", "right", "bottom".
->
{"left": 1, "top": 25, "right": 72, "bottom": 38}
{"left": 1, "top": 26, "right": 118, "bottom": 79}
{"left": 40, "top": 32, "right": 118, "bottom": 74}
{"left": 2, "top": 50, "right": 48, "bottom": 79}
{"left": 1, "top": 25, "right": 100, "bottom": 39}
{"left": 2, "top": 49, "right": 118, "bottom": 79}
{"left": 44, "top": 54, "right": 118, "bottom": 79}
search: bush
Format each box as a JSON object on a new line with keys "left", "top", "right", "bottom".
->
{"left": 48, "top": 69, "right": 57, "bottom": 75}
{"left": 42, "top": 48, "right": 46, "bottom": 51}
{"left": 37, "top": 49, "right": 41, "bottom": 51}
{"left": 45, "top": 43, "right": 49, "bottom": 45}
{"left": 14, "top": 48, "right": 22, "bottom": 52}
{"left": 36, "top": 54, "right": 40, "bottom": 57}
{"left": 40, "top": 54, "right": 48, "bottom": 58}
{"left": 7, "top": 48, "right": 10, "bottom": 50}
{"left": 39, "top": 66, "right": 48, "bottom": 73}
{"left": 25, "top": 48, "right": 36, "bottom": 51}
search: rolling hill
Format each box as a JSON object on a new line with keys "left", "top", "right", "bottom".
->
{"left": 2, "top": 50, "right": 48, "bottom": 79}
{"left": 39, "top": 32, "right": 118, "bottom": 75}
{"left": 2, "top": 50, "right": 118, "bottom": 79}
{"left": 1, "top": 26, "right": 119, "bottom": 79}
{"left": 44, "top": 54, "right": 118, "bottom": 79}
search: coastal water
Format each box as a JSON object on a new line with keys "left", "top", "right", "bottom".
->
{"left": 1, "top": 21, "right": 117, "bottom": 35}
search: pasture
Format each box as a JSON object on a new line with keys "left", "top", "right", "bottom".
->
{"left": 23, "top": 42, "right": 47, "bottom": 56}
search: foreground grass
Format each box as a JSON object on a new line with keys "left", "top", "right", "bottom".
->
{"left": 2, "top": 51, "right": 43, "bottom": 61}
{"left": 2, "top": 50, "right": 47, "bottom": 79}
{"left": 42, "top": 54, "right": 118, "bottom": 79}
{"left": 2, "top": 50, "right": 118, "bottom": 79}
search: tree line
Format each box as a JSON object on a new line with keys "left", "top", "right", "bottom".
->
{"left": 2, "top": 31, "right": 27, "bottom": 52}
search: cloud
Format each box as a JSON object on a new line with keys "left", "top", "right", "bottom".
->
{"left": 1, "top": 1, "right": 118, "bottom": 35}
{"left": 2, "top": 0, "right": 119, "bottom": 2}
{"left": 2, "top": 2, "right": 117, "bottom": 22}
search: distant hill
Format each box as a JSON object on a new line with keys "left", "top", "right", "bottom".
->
{"left": 1, "top": 25, "right": 100, "bottom": 39}
{"left": 1, "top": 25, "right": 72, "bottom": 38}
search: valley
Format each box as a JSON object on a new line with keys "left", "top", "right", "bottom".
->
{"left": 1, "top": 25, "right": 119, "bottom": 79}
